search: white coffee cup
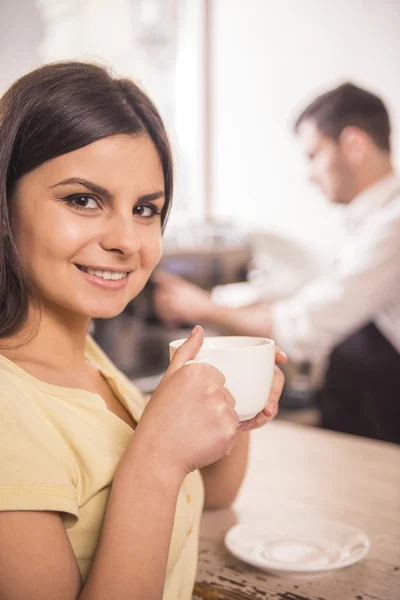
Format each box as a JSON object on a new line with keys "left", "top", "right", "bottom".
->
{"left": 169, "top": 336, "right": 275, "bottom": 421}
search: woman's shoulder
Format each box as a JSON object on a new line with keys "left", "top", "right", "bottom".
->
{"left": 0, "top": 354, "right": 74, "bottom": 430}
{"left": 0, "top": 356, "right": 35, "bottom": 408}
{"left": 0, "top": 357, "right": 79, "bottom": 481}
{"left": 0, "top": 360, "right": 58, "bottom": 446}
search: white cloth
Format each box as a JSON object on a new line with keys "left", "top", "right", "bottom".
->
{"left": 272, "top": 173, "right": 400, "bottom": 363}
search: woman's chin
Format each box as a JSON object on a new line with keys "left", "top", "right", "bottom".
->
{"left": 92, "top": 308, "right": 127, "bottom": 319}
{"left": 82, "top": 301, "right": 130, "bottom": 320}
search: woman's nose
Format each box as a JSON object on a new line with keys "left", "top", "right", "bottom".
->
{"left": 101, "top": 212, "right": 141, "bottom": 256}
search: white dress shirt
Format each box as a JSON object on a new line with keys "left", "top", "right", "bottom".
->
{"left": 272, "top": 172, "right": 400, "bottom": 363}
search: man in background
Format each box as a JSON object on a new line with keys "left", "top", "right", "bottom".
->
{"left": 154, "top": 83, "right": 400, "bottom": 444}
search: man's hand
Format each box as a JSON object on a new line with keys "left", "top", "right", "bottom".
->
{"left": 152, "top": 269, "right": 214, "bottom": 326}
{"left": 152, "top": 269, "right": 274, "bottom": 338}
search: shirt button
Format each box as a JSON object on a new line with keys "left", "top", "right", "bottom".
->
{"left": 187, "top": 523, "right": 193, "bottom": 535}
{"left": 186, "top": 493, "right": 192, "bottom": 504}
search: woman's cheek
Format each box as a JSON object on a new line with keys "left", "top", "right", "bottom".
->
{"left": 142, "top": 229, "right": 163, "bottom": 269}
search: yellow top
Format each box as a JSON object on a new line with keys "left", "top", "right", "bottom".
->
{"left": 0, "top": 335, "right": 204, "bottom": 599}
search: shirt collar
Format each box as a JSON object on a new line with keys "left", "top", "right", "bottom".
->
{"left": 345, "top": 171, "right": 400, "bottom": 227}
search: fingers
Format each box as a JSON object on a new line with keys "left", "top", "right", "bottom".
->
{"left": 223, "top": 387, "right": 236, "bottom": 409}
{"left": 275, "top": 346, "right": 288, "bottom": 365}
{"left": 238, "top": 364, "right": 285, "bottom": 431}
{"left": 164, "top": 325, "right": 204, "bottom": 378}
{"left": 272, "top": 364, "right": 285, "bottom": 400}
{"left": 239, "top": 412, "right": 270, "bottom": 431}
{"left": 263, "top": 365, "right": 285, "bottom": 415}
{"left": 165, "top": 326, "right": 227, "bottom": 387}
{"left": 183, "top": 363, "right": 226, "bottom": 387}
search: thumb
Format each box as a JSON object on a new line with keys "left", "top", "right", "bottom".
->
{"left": 164, "top": 325, "right": 204, "bottom": 379}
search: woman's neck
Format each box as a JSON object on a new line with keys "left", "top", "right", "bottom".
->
{"left": 0, "top": 305, "right": 92, "bottom": 371}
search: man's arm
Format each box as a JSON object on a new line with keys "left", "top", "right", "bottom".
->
{"left": 152, "top": 270, "right": 274, "bottom": 337}
{"left": 199, "top": 301, "right": 274, "bottom": 338}
{"left": 271, "top": 203, "right": 400, "bottom": 362}
{"left": 154, "top": 201, "right": 400, "bottom": 364}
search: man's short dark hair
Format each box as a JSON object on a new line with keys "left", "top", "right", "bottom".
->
{"left": 294, "top": 83, "right": 391, "bottom": 151}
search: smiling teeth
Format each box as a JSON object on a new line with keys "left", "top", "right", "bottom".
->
{"left": 85, "top": 268, "right": 128, "bottom": 281}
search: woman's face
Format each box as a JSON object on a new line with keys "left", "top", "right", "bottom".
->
{"left": 11, "top": 134, "right": 165, "bottom": 320}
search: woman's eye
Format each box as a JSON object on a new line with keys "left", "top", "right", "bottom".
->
{"left": 64, "top": 195, "right": 100, "bottom": 211}
{"left": 134, "top": 204, "right": 159, "bottom": 218}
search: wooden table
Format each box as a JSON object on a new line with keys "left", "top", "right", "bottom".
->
{"left": 193, "top": 421, "right": 400, "bottom": 600}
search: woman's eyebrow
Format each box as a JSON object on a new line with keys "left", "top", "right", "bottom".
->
{"left": 51, "top": 179, "right": 165, "bottom": 204}
{"left": 137, "top": 191, "right": 165, "bottom": 203}
{"left": 50, "top": 177, "right": 112, "bottom": 199}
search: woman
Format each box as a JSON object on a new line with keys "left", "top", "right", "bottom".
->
{"left": 0, "top": 62, "right": 286, "bottom": 600}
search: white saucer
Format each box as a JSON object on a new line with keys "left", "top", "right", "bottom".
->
{"left": 225, "top": 518, "right": 370, "bottom": 578}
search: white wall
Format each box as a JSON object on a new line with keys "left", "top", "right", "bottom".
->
{"left": 170, "top": 0, "right": 206, "bottom": 225}
{"left": 210, "top": 0, "right": 400, "bottom": 254}
{"left": 0, "top": 0, "right": 44, "bottom": 92}
{"left": 2, "top": 0, "right": 399, "bottom": 256}
{"left": 0, "top": 0, "right": 204, "bottom": 227}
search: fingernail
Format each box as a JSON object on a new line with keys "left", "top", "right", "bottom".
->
{"left": 277, "top": 347, "right": 288, "bottom": 360}
{"left": 190, "top": 325, "right": 200, "bottom": 338}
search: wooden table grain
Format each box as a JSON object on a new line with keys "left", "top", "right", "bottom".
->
{"left": 193, "top": 421, "right": 400, "bottom": 600}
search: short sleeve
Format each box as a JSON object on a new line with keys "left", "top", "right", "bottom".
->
{"left": 0, "top": 386, "right": 79, "bottom": 527}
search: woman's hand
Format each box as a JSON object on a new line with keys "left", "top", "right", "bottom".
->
{"left": 238, "top": 346, "right": 287, "bottom": 431}
{"left": 132, "top": 326, "right": 239, "bottom": 481}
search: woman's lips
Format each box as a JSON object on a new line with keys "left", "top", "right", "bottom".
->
{"left": 75, "top": 264, "right": 130, "bottom": 290}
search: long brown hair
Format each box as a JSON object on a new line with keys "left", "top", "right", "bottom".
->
{"left": 0, "top": 61, "right": 173, "bottom": 339}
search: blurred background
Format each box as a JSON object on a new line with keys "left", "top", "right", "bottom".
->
{"left": 2, "top": 0, "right": 399, "bottom": 426}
